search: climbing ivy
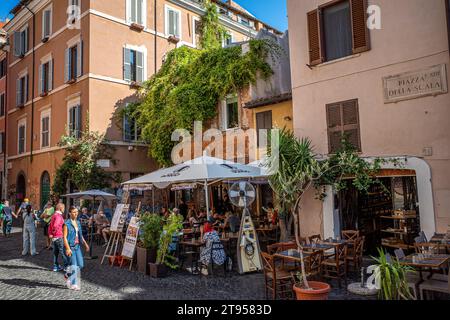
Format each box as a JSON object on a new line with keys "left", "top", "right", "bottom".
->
{"left": 123, "top": 1, "right": 279, "bottom": 166}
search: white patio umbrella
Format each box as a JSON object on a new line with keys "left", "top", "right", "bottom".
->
{"left": 122, "top": 155, "right": 267, "bottom": 216}
{"left": 62, "top": 189, "right": 118, "bottom": 202}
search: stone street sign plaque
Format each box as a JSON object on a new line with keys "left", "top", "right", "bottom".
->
{"left": 383, "top": 64, "right": 448, "bottom": 103}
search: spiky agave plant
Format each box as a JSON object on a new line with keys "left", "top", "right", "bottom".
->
{"left": 372, "top": 248, "right": 415, "bottom": 300}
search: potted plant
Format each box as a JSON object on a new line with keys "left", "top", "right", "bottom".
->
{"left": 136, "top": 213, "right": 163, "bottom": 274}
{"left": 292, "top": 271, "right": 331, "bottom": 300}
{"left": 371, "top": 248, "right": 414, "bottom": 300}
{"left": 266, "top": 129, "right": 394, "bottom": 295}
{"left": 149, "top": 212, "right": 183, "bottom": 277}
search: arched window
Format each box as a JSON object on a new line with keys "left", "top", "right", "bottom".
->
{"left": 40, "top": 171, "right": 51, "bottom": 210}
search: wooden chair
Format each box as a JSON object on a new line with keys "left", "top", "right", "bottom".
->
{"left": 419, "top": 270, "right": 450, "bottom": 300}
{"left": 345, "top": 236, "right": 365, "bottom": 273}
{"left": 267, "top": 242, "right": 297, "bottom": 255}
{"left": 308, "top": 234, "right": 321, "bottom": 244}
{"left": 341, "top": 230, "right": 360, "bottom": 242}
{"left": 414, "top": 243, "right": 443, "bottom": 254}
{"left": 260, "top": 252, "right": 294, "bottom": 300}
{"left": 321, "top": 243, "right": 348, "bottom": 288}
{"left": 305, "top": 250, "right": 323, "bottom": 280}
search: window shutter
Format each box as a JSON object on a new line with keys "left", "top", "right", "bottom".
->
{"left": 342, "top": 100, "right": 361, "bottom": 151}
{"left": 69, "top": 107, "right": 74, "bottom": 136}
{"left": 174, "top": 11, "right": 180, "bottom": 37}
{"left": 24, "top": 27, "right": 29, "bottom": 53}
{"left": 38, "top": 64, "right": 43, "bottom": 95}
{"left": 65, "top": 48, "right": 70, "bottom": 82}
{"left": 1, "top": 132, "right": 4, "bottom": 153}
{"left": 123, "top": 48, "right": 131, "bottom": 81}
{"left": 76, "top": 41, "right": 83, "bottom": 78}
{"left": 136, "top": 51, "right": 144, "bottom": 83}
{"left": 25, "top": 75, "right": 29, "bottom": 103}
{"left": 131, "top": 0, "right": 137, "bottom": 23}
{"left": 49, "top": 59, "right": 54, "bottom": 91}
{"left": 76, "top": 105, "right": 82, "bottom": 138}
{"left": 14, "top": 32, "right": 21, "bottom": 56}
{"left": 16, "top": 78, "right": 21, "bottom": 106}
{"left": 326, "top": 103, "right": 343, "bottom": 153}
{"left": 169, "top": 10, "right": 175, "bottom": 35}
{"left": 307, "top": 9, "right": 323, "bottom": 65}
{"left": 350, "top": 0, "right": 370, "bottom": 54}
{"left": 137, "top": 0, "right": 143, "bottom": 25}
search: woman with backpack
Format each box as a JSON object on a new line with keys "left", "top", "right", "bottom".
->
{"left": 22, "top": 204, "right": 38, "bottom": 256}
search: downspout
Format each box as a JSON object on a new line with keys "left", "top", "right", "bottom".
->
{"left": 23, "top": 4, "right": 35, "bottom": 164}
{"left": 154, "top": 0, "right": 157, "bottom": 74}
{"left": 1, "top": 47, "right": 8, "bottom": 199}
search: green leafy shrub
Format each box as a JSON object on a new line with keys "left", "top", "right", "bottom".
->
{"left": 156, "top": 213, "right": 184, "bottom": 269}
{"left": 139, "top": 213, "right": 164, "bottom": 249}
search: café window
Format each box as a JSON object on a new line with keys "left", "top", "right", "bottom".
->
{"left": 123, "top": 47, "right": 145, "bottom": 83}
{"left": 326, "top": 99, "right": 361, "bottom": 153}
{"left": 223, "top": 96, "right": 239, "bottom": 129}
{"left": 307, "top": 0, "right": 370, "bottom": 65}
{"left": 256, "top": 111, "right": 272, "bottom": 147}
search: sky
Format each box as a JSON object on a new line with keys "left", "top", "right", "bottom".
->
{"left": 0, "top": 0, "right": 288, "bottom": 31}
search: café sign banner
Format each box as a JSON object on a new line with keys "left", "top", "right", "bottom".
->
{"left": 110, "top": 204, "right": 129, "bottom": 232}
{"left": 122, "top": 216, "right": 139, "bottom": 259}
{"left": 383, "top": 64, "right": 448, "bottom": 103}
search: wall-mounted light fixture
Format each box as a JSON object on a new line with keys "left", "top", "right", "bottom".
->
{"left": 284, "top": 116, "right": 292, "bottom": 121}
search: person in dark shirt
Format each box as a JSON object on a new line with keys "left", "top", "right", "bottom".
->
{"left": 178, "top": 199, "right": 188, "bottom": 220}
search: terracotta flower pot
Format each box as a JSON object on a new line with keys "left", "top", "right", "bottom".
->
{"left": 293, "top": 282, "right": 331, "bottom": 300}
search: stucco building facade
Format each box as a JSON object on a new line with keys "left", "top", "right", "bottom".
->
{"left": 287, "top": 0, "right": 450, "bottom": 249}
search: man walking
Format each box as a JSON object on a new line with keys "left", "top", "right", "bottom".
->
{"left": 48, "top": 203, "right": 67, "bottom": 272}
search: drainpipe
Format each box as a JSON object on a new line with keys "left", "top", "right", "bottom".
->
{"left": 154, "top": 0, "right": 157, "bottom": 74}
{"left": 1, "top": 46, "right": 8, "bottom": 200}
{"left": 23, "top": 4, "right": 35, "bottom": 164}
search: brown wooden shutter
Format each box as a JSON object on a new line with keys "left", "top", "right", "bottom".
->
{"left": 326, "top": 103, "right": 343, "bottom": 153}
{"left": 350, "top": 0, "right": 370, "bottom": 54}
{"left": 326, "top": 100, "right": 361, "bottom": 153}
{"left": 307, "top": 9, "right": 323, "bottom": 65}
{"left": 342, "top": 99, "right": 361, "bottom": 151}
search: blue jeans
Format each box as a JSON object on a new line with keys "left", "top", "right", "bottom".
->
{"left": 67, "top": 245, "right": 84, "bottom": 286}
{"left": 52, "top": 238, "right": 68, "bottom": 268}
{"left": 22, "top": 224, "right": 37, "bottom": 255}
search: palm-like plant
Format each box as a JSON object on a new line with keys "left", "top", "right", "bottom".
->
{"left": 372, "top": 248, "right": 414, "bottom": 300}
{"left": 266, "top": 128, "right": 389, "bottom": 289}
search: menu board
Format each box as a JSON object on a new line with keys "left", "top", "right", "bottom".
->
{"left": 110, "top": 204, "right": 129, "bottom": 232}
{"left": 121, "top": 217, "right": 139, "bottom": 259}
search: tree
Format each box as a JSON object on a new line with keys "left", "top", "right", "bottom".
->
{"left": 266, "top": 129, "right": 392, "bottom": 288}
{"left": 52, "top": 128, "right": 117, "bottom": 197}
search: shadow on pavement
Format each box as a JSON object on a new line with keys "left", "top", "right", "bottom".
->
{"left": 0, "top": 278, "right": 67, "bottom": 290}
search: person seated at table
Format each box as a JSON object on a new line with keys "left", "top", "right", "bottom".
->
{"left": 224, "top": 211, "right": 240, "bottom": 233}
{"left": 199, "top": 217, "right": 226, "bottom": 275}
{"left": 94, "top": 210, "right": 109, "bottom": 237}
{"left": 186, "top": 209, "right": 198, "bottom": 226}
{"left": 196, "top": 208, "right": 207, "bottom": 223}
{"left": 79, "top": 207, "right": 92, "bottom": 239}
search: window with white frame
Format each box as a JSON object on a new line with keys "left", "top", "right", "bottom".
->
{"left": 238, "top": 16, "right": 250, "bottom": 27}
{"left": 42, "top": 5, "right": 52, "bottom": 40}
{"left": 123, "top": 46, "right": 145, "bottom": 83}
{"left": 165, "top": 6, "right": 181, "bottom": 38}
{"left": 65, "top": 41, "right": 82, "bottom": 82}
{"left": 39, "top": 58, "right": 53, "bottom": 95}
{"left": 18, "top": 119, "right": 26, "bottom": 154}
{"left": 41, "top": 110, "right": 51, "bottom": 149}
{"left": 13, "top": 25, "right": 28, "bottom": 57}
{"left": 123, "top": 112, "right": 141, "bottom": 142}
{"left": 68, "top": 103, "right": 82, "bottom": 138}
{"left": 193, "top": 17, "right": 201, "bottom": 48}
{"left": 0, "top": 93, "right": 5, "bottom": 117}
{"left": 127, "top": 0, "right": 146, "bottom": 26}
{"left": 222, "top": 32, "right": 233, "bottom": 47}
{"left": 16, "top": 74, "right": 28, "bottom": 107}
{"left": 223, "top": 95, "right": 239, "bottom": 129}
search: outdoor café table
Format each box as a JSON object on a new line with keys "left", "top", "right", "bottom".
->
{"left": 273, "top": 249, "right": 313, "bottom": 270}
{"left": 301, "top": 243, "right": 334, "bottom": 251}
{"left": 256, "top": 226, "right": 278, "bottom": 241}
{"left": 399, "top": 254, "right": 450, "bottom": 280}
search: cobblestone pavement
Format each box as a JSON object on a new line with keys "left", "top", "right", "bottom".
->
{"left": 0, "top": 230, "right": 374, "bottom": 300}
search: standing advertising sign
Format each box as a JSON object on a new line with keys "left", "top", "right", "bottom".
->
{"left": 110, "top": 204, "right": 129, "bottom": 232}
{"left": 122, "top": 216, "right": 139, "bottom": 259}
